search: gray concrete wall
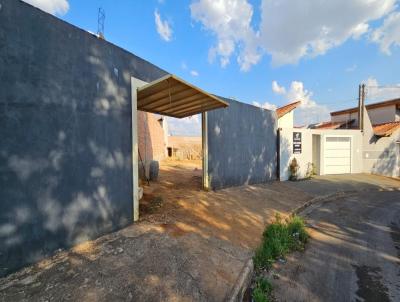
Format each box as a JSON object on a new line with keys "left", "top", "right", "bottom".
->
{"left": 0, "top": 0, "right": 167, "bottom": 276}
{"left": 207, "top": 98, "right": 277, "bottom": 189}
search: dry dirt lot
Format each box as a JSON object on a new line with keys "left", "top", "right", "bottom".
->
{"left": 0, "top": 159, "right": 312, "bottom": 302}
{"left": 140, "top": 159, "right": 313, "bottom": 249}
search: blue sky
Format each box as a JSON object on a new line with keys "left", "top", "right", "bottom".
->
{"left": 24, "top": 0, "right": 400, "bottom": 134}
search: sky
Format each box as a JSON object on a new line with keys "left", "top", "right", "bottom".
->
{"left": 23, "top": 0, "right": 400, "bottom": 135}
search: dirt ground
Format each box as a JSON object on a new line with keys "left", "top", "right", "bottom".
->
{"left": 0, "top": 159, "right": 313, "bottom": 301}
{"left": 140, "top": 159, "right": 313, "bottom": 249}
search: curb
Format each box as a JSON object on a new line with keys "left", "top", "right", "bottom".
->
{"left": 226, "top": 187, "right": 399, "bottom": 301}
{"left": 291, "top": 191, "right": 346, "bottom": 216}
{"left": 226, "top": 258, "right": 254, "bottom": 302}
{"left": 292, "top": 187, "right": 400, "bottom": 216}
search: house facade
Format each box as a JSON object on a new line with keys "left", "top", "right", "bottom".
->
{"left": 278, "top": 99, "right": 400, "bottom": 180}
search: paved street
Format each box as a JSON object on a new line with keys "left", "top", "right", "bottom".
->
{"left": 271, "top": 189, "right": 400, "bottom": 302}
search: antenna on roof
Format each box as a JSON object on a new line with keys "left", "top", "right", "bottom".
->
{"left": 97, "top": 7, "right": 105, "bottom": 39}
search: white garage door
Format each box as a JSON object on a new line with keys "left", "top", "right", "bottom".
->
{"left": 324, "top": 136, "right": 351, "bottom": 174}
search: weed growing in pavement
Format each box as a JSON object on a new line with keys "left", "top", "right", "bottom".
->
{"left": 254, "top": 214, "right": 308, "bottom": 270}
{"left": 252, "top": 277, "right": 273, "bottom": 302}
{"left": 250, "top": 214, "right": 308, "bottom": 301}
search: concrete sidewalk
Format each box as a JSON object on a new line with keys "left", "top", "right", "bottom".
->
{"left": 0, "top": 166, "right": 398, "bottom": 301}
{"left": 284, "top": 173, "right": 399, "bottom": 197}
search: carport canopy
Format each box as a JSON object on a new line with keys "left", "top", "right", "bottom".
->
{"left": 136, "top": 74, "right": 229, "bottom": 118}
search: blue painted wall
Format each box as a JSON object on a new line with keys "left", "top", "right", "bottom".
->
{"left": 207, "top": 98, "right": 277, "bottom": 189}
{"left": 0, "top": 0, "right": 167, "bottom": 276}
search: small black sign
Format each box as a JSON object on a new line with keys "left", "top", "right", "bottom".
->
{"left": 293, "top": 132, "right": 302, "bottom": 154}
{"left": 293, "top": 132, "right": 302, "bottom": 143}
{"left": 293, "top": 143, "right": 302, "bottom": 154}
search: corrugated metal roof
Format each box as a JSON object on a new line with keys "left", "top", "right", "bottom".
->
{"left": 137, "top": 74, "right": 228, "bottom": 118}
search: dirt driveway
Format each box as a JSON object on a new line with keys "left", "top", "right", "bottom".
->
{"left": 0, "top": 160, "right": 312, "bottom": 302}
{"left": 271, "top": 189, "right": 400, "bottom": 302}
{"left": 0, "top": 162, "right": 398, "bottom": 301}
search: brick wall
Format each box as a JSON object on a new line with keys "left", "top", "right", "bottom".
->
{"left": 138, "top": 111, "right": 167, "bottom": 162}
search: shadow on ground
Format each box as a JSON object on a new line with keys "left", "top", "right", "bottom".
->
{"left": 270, "top": 190, "right": 400, "bottom": 302}
{"left": 1, "top": 162, "right": 398, "bottom": 301}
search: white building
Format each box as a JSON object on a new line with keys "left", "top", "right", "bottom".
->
{"left": 277, "top": 98, "right": 400, "bottom": 180}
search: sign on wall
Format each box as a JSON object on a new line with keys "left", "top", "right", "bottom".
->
{"left": 293, "top": 132, "right": 302, "bottom": 154}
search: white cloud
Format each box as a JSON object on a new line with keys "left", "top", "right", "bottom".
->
{"left": 190, "top": 0, "right": 261, "bottom": 71}
{"left": 252, "top": 101, "right": 277, "bottom": 110}
{"left": 154, "top": 10, "right": 173, "bottom": 42}
{"left": 190, "top": 70, "right": 199, "bottom": 76}
{"left": 364, "top": 77, "right": 400, "bottom": 101}
{"left": 260, "top": 0, "right": 396, "bottom": 65}
{"left": 166, "top": 115, "right": 201, "bottom": 136}
{"left": 272, "top": 80, "right": 330, "bottom": 125}
{"left": 22, "top": 0, "right": 69, "bottom": 15}
{"left": 190, "top": 0, "right": 397, "bottom": 69}
{"left": 272, "top": 81, "right": 286, "bottom": 94}
{"left": 181, "top": 61, "right": 188, "bottom": 70}
{"left": 371, "top": 11, "right": 400, "bottom": 55}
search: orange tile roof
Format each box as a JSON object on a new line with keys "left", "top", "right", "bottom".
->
{"left": 372, "top": 121, "right": 400, "bottom": 136}
{"left": 330, "top": 98, "right": 400, "bottom": 116}
{"left": 276, "top": 101, "right": 301, "bottom": 118}
{"left": 313, "top": 119, "right": 355, "bottom": 129}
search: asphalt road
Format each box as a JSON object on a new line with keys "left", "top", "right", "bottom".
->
{"left": 271, "top": 190, "right": 400, "bottom": 302}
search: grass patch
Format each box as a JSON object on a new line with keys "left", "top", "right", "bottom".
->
{"left": 250, "top": 214, "right": 308, "bottom": 301}
{"left": 254, "top": 214, "right": 308, "bottom": 270}
{"left": 253, "top": 277, "right": 273, "bottom": 302}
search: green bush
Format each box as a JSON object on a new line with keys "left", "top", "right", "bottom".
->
{"left": 254, "top": 215, "right": 308, "bottom": 270}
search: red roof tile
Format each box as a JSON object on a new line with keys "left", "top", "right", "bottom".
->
{"left": 313, "top": 120, "right": 355, "bottom": 129}
{"left": 276, "top": 101, "right": 301, "bottom": 118}
{"left": 372, "top": 121, "right": 400, "bottom": 136}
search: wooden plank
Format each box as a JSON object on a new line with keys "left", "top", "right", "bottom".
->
{"left": 143, "top": 90, "right": 201, "bottom": 111}
{"left": 172, "top": 103, "right": 211, "bottom": 116}
{"left": 138, "top": 106, "right": 181, "bottom": 118}
{"left": 175, "top": 102, "right": 223, "bottom": 118}
{"left": 158, "top": 97, "right": 211, "bottom": 114}
{"left": 138, "top": 74, "right": 229, "bottom": 107}
{"left": 138, "top": 82, "right": 188, "bottom": 106}
{"left": 146, "top": 93, "right": 204, "bottom": 112}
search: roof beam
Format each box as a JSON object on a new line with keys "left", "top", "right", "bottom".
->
{"left": 143, "top": 90, "right": 202, "bottom": 111}
{"left": 153, "top": 96, "right": 210, "bottom": 114}
{"left": 175, "top": 103, "right": 222, "bottom": 118}
{"left": 138, "top": 82, "right": 188, "bottom": 106}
